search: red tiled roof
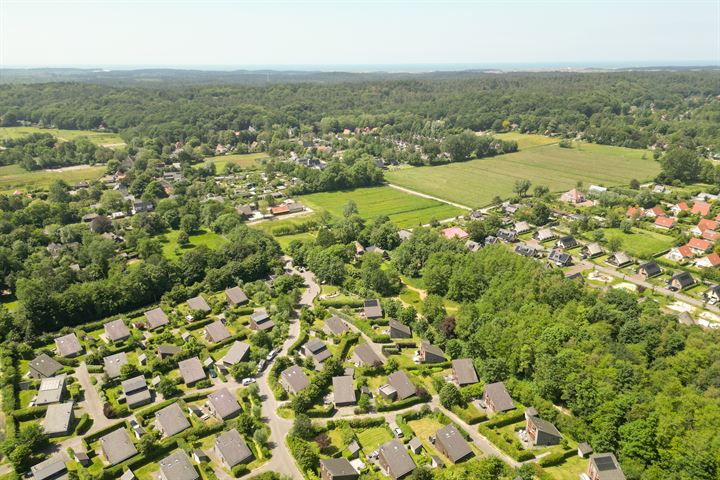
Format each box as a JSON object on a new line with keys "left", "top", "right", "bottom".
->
{"left": 676, "top": 202, "right": 690, "bottom": 211}
{"left": 655, "top": 216, "right": 676, "bottom": 228}
{"left": 697, "top": 218, "right": 719, "bottom": 233}
{"left": 647, "top": 206, "right": 665, "bottom": 216}
{"left": 688, "top": 237, "right": 712, "bottom": 252}
{"left": 442, "top": 227, "right": 469, "bottom": 240}
{"left": 626, "top": 207, "right": 644, "bottom": 217}
{"left": 676, "top": 245, "right": 694, "bottom": 258}
{"left": 692, "top": 201, "right": 711, "bottom": 216}
{"left": 703, "top": 230, "right": 720, "bottom": 241}
{"left": 700, "top": 253, "right": 720, "bottom": 267}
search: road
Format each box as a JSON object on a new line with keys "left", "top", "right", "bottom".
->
{"left": 75, "top": 362, "right": 114, "bottom": 433}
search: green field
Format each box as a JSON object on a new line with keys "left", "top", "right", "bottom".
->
{"left": 0, "top": 163, "right": 106, "bottom": 193}
{"left": 600, "top": 227, "right": 675, "bottom": 258}
{"left": 298, "top": 186, "right": 464, "bottom": 227}
{"left": 161, "top": 228, "right": 229, "bottom": 259}
{"left": 385, "top": 141, "right": 660, "bottom": 208}
{"left": 0, "top": 126, "right": 125, "bottom": 147}
{"left": 495, "top": 132, "right": 559, "bottom": 149}
{"left": 199, "top": 152, "right": 268, "bottom": 171}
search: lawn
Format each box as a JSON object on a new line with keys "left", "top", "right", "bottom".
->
{"left": 298, "top": 186, "right": 465, "bottom": 228}
{"left": 385, "top": 142, "right": 660, "bottom": 208}
{"left": 0, "top": 126, "right": 125, "bottom": 147}
{"left": 494, "top": 132, "right": 559, "bottom": 149}
{"left": 599, "top": 227, "right": 675, "bottom": 258}
{"left": 356, "top": 426, "right": 393, "bottom": 453}
{"left": 541, "top": 454, "right": 588, "bottom": 480}
{"left": 199, "top": 152, "right": 268, "bottom": 171}
{"left": 160, "top": 228, "right": 229, "bottom": 259}
{"left": 0, "top": 163, "right": 106, "bottom": 193}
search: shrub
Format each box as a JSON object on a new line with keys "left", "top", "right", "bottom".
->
{"left": 231, "top": 464, "right": 250, "bottom": 477}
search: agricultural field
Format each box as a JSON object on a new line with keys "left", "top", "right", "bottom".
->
{"left": 0, "top": 163, "right": 106, "bottom": 193}
{"left": 298, "top": 186, "right": 465, "bottom": 228}
{"left": 494, "top": 132, "right": 558, "bottom": 149}
{"left": 385, "top": 140, "right": 660, "bottom": 208}
{"left": 0, "top": 126, "right": 125, "bottom": 147}
{"left": 199, "top": 152, "right": 268, "bottom": 171}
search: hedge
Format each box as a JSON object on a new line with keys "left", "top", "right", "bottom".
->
{"left": 459, "top": 382, "right": 484, "bottom": 400}
{"left": 86, "top": 364, "right": 104, "bottom": 374}
{"left": 208, "top": 332, "right": 248, "bottom": 352}
{"left": 451, "top": 405, "right": 487, "bottom": 425}
{"left": 484, "top": 408, "right": 526, "bottom": 429}
{"left": 538, "top": 449, "right": 576, "bottom": 467}
{"left": 75, "top": 413, "right": 92, "bottom": 435}
{"left": 11, "top": 405, "right": 48, "bottom": 421}
{"left": 135, "top": 399, "right": 177, "bottom": 424}
{"left": 100, "top": 439, "right": 178, "bottom": 479}
{"left": 307, "top": 404, "right": 336, "bottom": 418}
{"left": 326, "top": 417, "right": 385, "bottom": 430}
{"left": 82, "top": 420, "right": 127, "bottom": 448}
{"left": 231, "top": 464, "right": 250, "bottom": 477}
{"left": 288, "top": 327, "right": 309, "bottom": 355}
{"left": 185, "top": 317, "right": 215, "bottom": 331}
{"left": 320, "top": 299, "right": 364, "bottom": 308}
{"left": 376, "top": 394, "right": 430, "bottom": 412}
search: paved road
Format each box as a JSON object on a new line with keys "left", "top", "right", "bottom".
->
{"left": 75, "top": 362, "right": 114, "bottom": 434}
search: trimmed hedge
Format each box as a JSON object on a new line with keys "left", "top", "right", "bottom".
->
{"left": 320, "top": 299, "right": 364, "bottom": 308}
{"left": 538, "top": 449, "right": 576, "bottom": 467}
{"left": 231, "top": 464, "right": 250, "bottom": 477}
{"left": 376, "top": 394, "right": 430, "bottom": 412}
{"left": 11, "top": 405, "right": 48, "bottom": 421}
{"left": 185, "top": 317, "right": 215, "bottom": 331}
{"left": 327, "top": 417, "right": 385, "bottom": 429}
{"left": 307, "top": 404, "right": 336, "bottom": 418}
{"left": 484, "top": 408, "right": 526, "bottom": 429}
{"left": 288, "top": 327, "right": 309, "bottom": 355}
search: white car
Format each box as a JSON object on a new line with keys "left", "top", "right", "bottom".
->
{"left": 394, "top": 427, "right": 404, "bottom": 438}
{"left": 266, "top": 349, "right": 278, "bottom": 361}
{"left": 242, "top": 378, "right": 256, "bottom": 386}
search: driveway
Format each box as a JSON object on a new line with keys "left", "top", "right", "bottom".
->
{"left": 75, "top": 362, "right": 114, "bottom": 434}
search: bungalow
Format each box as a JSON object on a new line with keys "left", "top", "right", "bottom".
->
{"left": 31, "top": 456, "right": 68, "bottom": 480}
{"left": 465, "top": 240, "right": 482, "bottom": 252}
{"left": 155, "top": 403, "right": 191, "bottom": 437}
{"left": 705, "top": 285, "right": 720, "bottom": 302}
{"left": 279, "top": 365, "right": 310, "bottom": 395}
{"left": 687, "top": 237, "right": 713, "bottom": 255}
{"left": 29, "top": 353, "right": 63, "bottom": 379}
{"left": 666, "top": 245, "right": 693, "bottom": 263}
{"left": 101, "top": 428, "right": 137, "bottom": 465}
{"left": 419, "top": 341, "right": 445, "bottom": 363}
{"left": 55, "top": 333, "right": 83, "bottom": 358}
{"left": 103, "top": 352, "right": 129, "bottom": 379}
{"left": 332, "top": 375, "right": 356, "bottom": 406}
{"left": 483, "top": 382, "right": 515, "bottom": 413}
{"left": 692, "top": 201, "right": 711, "bottom": 217}
{"left": 219, "top": 341, "right": 250, "bottom": 366}
{"left": 626, "top": 207, "right": 644, "bottom": 218}
{"left": 581, "top": 243, "right": 603, "bottom": 259}
{"left": 644, "top": 206, "right": 665, "bottom": 218}
{"left": 36, "top": 374, "right": 67, "bottom": 405}
{"left": 122, "top": 376, "right": 151, "bottom": 409}
{"left": 158, "top": 451, "right": 198, "bottom": 480}
{"left": 363, "top": 299, "right": 383, "bottom": 319}
{"left": 497, "top": 228, "right": 518, "bottom": 243}
{"left": 559, "top": 188, "right": 585, "bottom": 204}
{"left": 515, "top": 245, "right": 537, "bottom": 258}
{"left": 671, "top": 201, "right": 690, "bottom": 215}
{"left": 144, "top": 308, "right": 169, "bottom": 330}
{"left": 157, "top": 344, "right": 181, "bottom": 359}
{"left": 224, "top": 286, "right": 248, "bottom": 306}
{"left": 696, "top": 253, "right": 720, "bottom": 269}
{"left": 207, "top": 388, "right": 241, "bottom": 420}
{"left": 555, "top": 235, "right": 578, "bottom": 250}
{"left": 702, "top": 229, "right": 720, "bottom": 241}
{"left": 366, "top": 245, "right": 389, "bottom": 259}
{"left": 526, "top": 414, "right": 562, "bottom": 446}
{"left": 178, "top": 357, "right": 206, "bottom": 386}
{"left": 351, "top": 343, "right": 383, "bottom": 368}
{"left": 303, "top": 339, "right": 332, "bottom": 367}
{"left": 514, "top": 221, "right": 531, "bottom": 234}
{"left": 587, "top": 453, "right": 626, "bottom": 480}
{"left": 204, "top": 320, "right": 231, "bottom": 344}
{"left": 250, "top": 308, "right": 274, "bottom": 331}
{"left": 319, "top": 458, "right": 359, "bottom": 480}
{"left": 670, "top": 271, "right": 695, "bottom": 290}
{"left": 435, "top": 425, "right": 473, "bottom": 464}
{"left": 692, "top": 218, "right": 719, "bottom": 236}
{"left": 187, "top": 295, "right": 211, "bottom": 313}
{"left": 637, "top": 262, "right": 662, "bottom": 278}
{"left": 452, "top": 358, "right": 478, "bottom": 386}
{"left": 606, "top": 252, "right": 632, "bottom": 268}
{"left": 378, "top": 440, "right": 416, "bottom": 480}
{"left": 388, "top": 319, "right": 412, "bottom": 339}
{"left": 654, "top": 216, "right": 676, "bottom": 229}
{"left": 548, "top": 249, "right": 572, "bottom": 267}
{"left": 104, "top": 319, "right": 131, "bottom": 343}
{"left": 386, "top": 370, "right": 416, "bottom": 400}
{"left": 534, "top": 228, "right": 556, "bottom": 242}
{"left": 215, "top": 429, "right": 254, "bottom": 469}
{"left": 323, "top": 316, "right": 349, "bottom": 337}
{"left": 43, "top": 402, "right": 74, "bottom": 437}
{"left": 442, "top": 227, "right": 469, "bottom": 240}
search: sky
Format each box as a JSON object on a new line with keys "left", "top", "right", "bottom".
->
{"left": 1, "top": 0, "right": 718, "bottom": 70}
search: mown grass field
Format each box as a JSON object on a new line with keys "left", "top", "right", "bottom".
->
{"left": 298, "top": 186, "right": 464, "bottom": 227}
{"left": 495, "top": 132, "right": 559, "bottom": 149}
{"left": 199, "top": 152, "right": 268, "bottom": 170}
{"left": 0, "top": 126, "right": 125, "bottom": 147}
{"left": 0, "top": 163, "right": 106, "bottom": 193}
{"left": 161, "top": 228, "right": 228, "bottom": 259}
{"left": 600, "top": 227, "right": 675, "bottom": 258}
{"left": 386, "top": 140, "right": 660, "bottom": 208}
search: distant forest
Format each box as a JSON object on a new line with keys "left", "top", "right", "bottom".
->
{"left": 0, "top": 70, "right": 718, "bottom": 152}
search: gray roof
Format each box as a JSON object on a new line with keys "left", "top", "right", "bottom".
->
{"left": 43, "top": 402, "right": 74, "bottom": 435}
{"left": 584, "top": 242, "right": 604, "bottom": 256}
{"left": 215, "top": 429, "right": 254, "bottom": 467}
{"left": 280, "top": 365, "right": 310, "bottom": 393}
{"left": 529, "top": 415, "right": 562, "bottom": 438}
{"left": 29, "top": 353, "right": 63, "bottom": 378}
{"left": 324, "top": 316, "right": 349, "bottom": 336}
{"left": 589, "top": 453, "right": 626, "bottom": 480}
{"left": 379, "top": 439, "right": 415, "bottom": 479}
{"left": 389, "top": 319, "right": 411, "bottom": 337}
{"left": 639, "top": 261, "right": 662, "bottom": 276}
{"left": 578, "top": 442, "right": 593, "bottom": 455}
{"left": 205, "top": 320, "right": 231, "bottom": 343}
{"left": 100, "top": 428, "right": 138, "bottom": 465}
{"left": 55, "top": 333, "right": 82, "bottom": 357}
{"left": 178, "top": 357, "right": 206, "bottom": 385}
{"left": 363, "top": 299, "right": 383, "bottom": 318}
{"left": 31, "top": 455, "right": 68, "bottom": 480}
{"left": 104, "top": 319, "right": 131, "bottom": 342}
{"left": 159, "top": 451, "right": 199, "bottom": 480}
{"left": 408, "top": 437, "right": 422, "bottom": 452}
{"left": 484, "top": 382, "right": 515, "bottom": 411}
{"left": 36, "top": 374, "right": 67, "bottom": 405}
{"left": 157, "top": 344, "right": 181, "bottom": 356}
{"left": 421, "top": 341, "right": 445, "bottom": 360}
{"left": 122, "top": 376, "right": 151, "bottom": 407}
{"left": 251, "top": 308, "right": 274, "bottom": 330}
{"left": 187, "top": 295, "right": 211, "bottom": 312}
{"left": 208, "top": 388, "right": 241, "bottom": 419}
{"left": 452, "top": 359, "right": 478, "bottom": 385}
{"left": 305, "top": 339, "right": 331, "bottom": 363}
{"left": 220, "top": 341, "right": 250, "bottom": 365}
{"left": 332, "top": 376, "right": 356, "bottom": 405}
{"left": 155, "top": 402, "right": 191, "bottom": 436}
{"left": 352, "top": 343, "right": 383, "bottom": 366}
{"left": 103, "top": 352, "right": 129, "bottom": 379}
{"left": 144, "top": 308, "right": 169, "bottom": 329}
{"left": 436, "top": 424, "right": 473, "bottom": 463}
{"left": 387, "top": 371, "right": 416, "bottom": 400}
{"left": 672, "top": 271, "right": 695, "bottom": 288}
{"left": 320, "top": 458, "right": 358, "bottom": 478}
{"left": 225, "top": 286, "right": 248, "bottom": 305}
{"left": 609, "top": 251, "right": 632, "bottom": 266}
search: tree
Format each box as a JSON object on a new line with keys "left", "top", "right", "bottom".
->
{"left": 513, "top": 179, "right": 531, "bottom": 197}
{"left": 534, "top": 185, "right": 550, "bottom": 197}
{"left": 137, "top": 238, "right": 163, "bottom": 259}
{"left": 608, "top": 236, "right": 622, "bottom": 253}
{"left": 343, "top": 199, "right": 358, "bottom": 218}
{"left": 444, "top": 131, "right": 478, "bottom": 162}
{"left": 177, "top": 229, "right": 190, "bottom": 246}
{"left": 156, "top": 377, "right": 180, "bottom": 398}
{"left": 180, "top": 213, "right": 200, "bottom": 233}
{"left": 439, "top": 383, "right": 463, "bottom": 409}
{"left": 291, "top": 414, "right": 314, "bottom": 440}
{"left": 660, "top": 146, "right": 701, "bottom": 183}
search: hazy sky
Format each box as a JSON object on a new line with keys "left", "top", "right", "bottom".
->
{"left": 1, "top": 0, "right": 718, "bottom": 68}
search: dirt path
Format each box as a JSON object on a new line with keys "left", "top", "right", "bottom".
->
{"left": 386, "top": 183, "right": 473, "bottom": 211}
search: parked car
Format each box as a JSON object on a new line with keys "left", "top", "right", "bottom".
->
{"left": 242, "top": 378, "right": 256, "bottom": 386}
{"left": 256, "top": 359, "right": 266, "bottom": 373}
{"left": 393, "top": 427, "right": 404, "bottom": 438}
{"left": 266, "top": 349, "right": 278, "bottom": 361}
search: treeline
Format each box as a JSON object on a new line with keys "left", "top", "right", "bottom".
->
{"left": 0, "top": 133, "right": 116, "bottom": 170}
{"left": 0, "top": 71, "right": 718, "bottom": 151}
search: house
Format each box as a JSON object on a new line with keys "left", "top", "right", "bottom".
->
{"left": 31, "top": 456, "right": 68, "bottom": 480}
{"left": 582, "top": 243, "right": 604, "bottom": 259}
{"left": 442, "top": 227, "right": 469, "bottom": 240}
{"left": 653, "top": 184, "right": 671, "bottom": 194}
{"left": 515, "top": 245, "right": 537, "bottom": 257}
{"left": 626, "top": 207, "right": 644, "bottom": 218}
{"left": 131, "top": 200, "right": 154, "bottom": 215}
{"left": 696, "top": 253, "right": 720, "bottom": 269}
{"left": 101, "top": 428, "right": 138, "bottom": 465}
{"left": 279, "top": 365, "right": 310, "bottom": 395}
{"left": 204, "top": 320, "right": 231, "bottom": 344}
{"left": 419, "top": 341, "right": 446, "bottom": 363}
{"left": 250, "top": 308, "right": 274, "bottom": 331}
{"left": 637, "top": 262, "right": 662, "bottom": 278}
{"left": 534, "top": 228, "right": 556, "bottom": 242}
{"left": 323, "top": 316, "right": 349, "bottom": 336}
{"left": 42, "top": 402, "right": 74, "bottom": 437}
{"left": 388, "top": 319, "right": 412, "bottom": 339}
{"left": 654, "top": 216, "right": 676, "bottom": 229}
{"left": 435, "top": 424, "right": 473, "bottom": 464}
{"left": 387, "top": 371, "right": 416, "bottom": 400}
{"left": 207, "top": 388, "right": 241, "bottom": 420}
{"left": 55, "top": 333, "right": 82, "bottom": 358}
{"left": 483, "top": 382, "right": 515, "bottom": 413}
{"left": 215, "top": 429, "right": 254, "bottom": 468}
{"left": 526, "top": 414, "right": 562, "bottom": 446}
{"left": 452, "top": 358, "right": 478, "bottom": 386}
{"left": 144, "top": 308, "right": 169, "bottom": 330}
{"left": 398, "top": 229, "right": 412, "bottom": 242}
{"left": 692, "top": 218, "right": 719, "bottom": 236}
{"left": 36, "top": 374, "right": 67, "bottom": 405}
{"left": 687, "top": 237, "right": 712, "bottom": 254}
{"left": 644, "top": 206, "right": 665, "bottom": 218}
{"left": 225, "top": 286, "right": 248, "bottom": 306}
{"left": 497, "top": 228, "right": 518, "bottom": 243}
{"left": 587, "top": 453, "right": 626, "bottom": 480}
{"left": 670, "top": 271, "right": 695, "bottom": 290}
{"left": 484, "top": 235, "right": 498, "bottom": 245}
{"left": 158, "top": 451, "right": 198, "bottom": 480}
{"left": 671, "top": 202, "right": 690, "bottom": 215}
{"left": 319, "top": 458, "right": 359, "bottom": 480}
{"left": 303, "top": 339, "right": 331, "bottom": 366}
{"left": 122, "top": 375, "right": 151, "bottom": 408}
{"left": 606, "top": 252, "right": 632, "bottom": 268}
{"left": 666, "top": 245, "right": 693, "bottom": 263}
{"left": 29, "top": 353, "right": 63, "bottom": 379}
{"left": 363, "top": 299, "right": 383, "bottom": 319}
{"left": 351, "top": 343, "right": 383, "bottom": 367}
{"left": 514, "top": 221, "right": 531, "bottom": 234}
{"left": 157, "top": 344, "right": 181, "bottom": 359}
{"left": 187, "top": 295, "right": 211, "bottom": 313}
{"left": 465, "top": 240, "right": 482, "bottom": 252}
{"left": 548, "top": 249, "right": 572, "bottom": 267}
{"left": 155, "top": 402, "right": 191, "bottom": 437}
{"left": 366, "top": 246, "right": 389, "bottom": 259}
{"left": 332, "top": 376, "right": 356, "bottom": 406}
{"left": 104, "top": 319, "right": 131, "bottom": 343}
{"left": 219, "top": 341, "right": 250, "bottom": 366}
{"left": 692, "top": 201, "right": 711, "bottom": 216}
{"left": 578, "top": 442, "right": 594, "bottom": 458}
{"left": 103, "top": 352, "right": 129, "bottom": 379}
{"left": 555, "top": 235, "right": 578, "bottom": 249}
{"left": 702, "top": 229, "right": 720, "bottom": 241}
{"left": 560, "top": 188, "right": 585, "bottom": 204}
{"left": 178, "top": 357, "right": 206, "bottom": 386}
{"left": 378, "top": 440, "right": 416, "bottom": 479}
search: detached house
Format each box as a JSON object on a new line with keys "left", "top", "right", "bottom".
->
{"left": 606, "top": 252, "right": 632, "bottom": 268}
{"left": 323, "top": 316, "right": 349, "bottom": 337}
{"left": 587, "top": 453, "right": 626, "bottom": 480}
{"left": 144, "top": 308, "right": 169, "bottom": 330}
{"left": 104, "top": 319, "right": 131, "bottom": 343}
{"left": 555, "top": 235, "right": 578, "bottom": 250}
{"left": 178, "top": 357, "right": 206, "bottom": 386}
{"left": 303, "top": 339, "right": 331, "bottom": 367}
{"left": 441, "top": 227, "right": 468, "bottom": 240}
{"left": 279, "top": 365, "right": 310, "bottom": 395}
{"left": 692, "top": 201, "right": 711, "bottom": 216}
{"left": 526, "top": 413, "right": 562, "bottom": 446}
{"left": 55, "top": 333, "right": 83, "bottom": 358}
{"left": 548, "top": 249, "right": 572, "bottom": 267}
{"left": 204, "top": 320, "right": 231, "bottom": 344}
{"left": 644, "top": 206, "right": 665, "bottom": 218}
{"left": 514, "top": 221, "right": 531, "bottom": 234}
{"left": 363, "top": 299, "right": 383, "bottom": 319}
{"left": 378, "top": 440, "right": 416, "bottom": 480}
{"left": 388, "top": 319, "right": 412, "bottom": 339}
{"left": 29, "top": 353, "right": 63, "bottom": 379}
{"left": 671, "top": 202, "right": 690, "bottom": 215}
{"left": 250, "top": 309, "right": 274, "bottom": 331}
{"left": 452, "top": 359, "right": 478, "bottom": 386}
{"left": 207, "top": 388, "right": 241, "bottom": 420}
{"left": 483, "top": 382, "right": 515, "bottom": 413}
{"left": 215, "top": 429, "right": 254, "bottom": 469}
{"left": 351, "top": 343, "right": 383, "bottom": 368}
{"left": 696, "top": 253, "right": 720, "bottom": 269}
{"left": 534, "top": 228, "right": 556, "bottom": 242}
{"left": 435, "top": 424, "right": 473, "bottom": 464}
{"left": 637, "top": 262, "right": 662, "bottom": 278}
{"left": 155, "top": 403, "right": 191, "bottom": 437}
{"left": 497, "top": 228, "right": 517, "bottom": 243}
{"left": 654, "top": 216, "right": 676, "bottom": 230}
{"left": 666, "top": 245, "right": 693, "bottom": 263}
{"left": 581, "top": 243, "right": 603, "bottom": 259}
{"left": 687, "top": 237, "right": 712, "bottom": 255}
{"left": 560, "top": 188, "right": 585, "bottom": 204}
{"left": 419, "top": 341, "right": 445, "bottom": 363}
{"left": 224, "top": 286, "right": 248, "bottom": 306}
{"left": 320, "top": 458, "right": 359, "bottom": 480}
{"left": 692, "top": 218, "right": 719, "bottom": 236}
{"left": 670, "top": 271, "right": 695, "bottom": 290}
{"left": 186, "top": 295, "right": 211, "bottom": 313}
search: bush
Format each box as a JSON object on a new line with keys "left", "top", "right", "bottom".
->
{"left": 75, "top": 414, "right": 93, "bottom": 435}
{"left": 194, "top": 379, "right": 213, "bottom": 389}
{"left": 11, "top": 405, "right": 47, "bottom": 421}
{"left": 538, "top": 450, "right": 574, "bottom": 467}
{"left": 232, "top": 464, "right": 250, "bottom": 477}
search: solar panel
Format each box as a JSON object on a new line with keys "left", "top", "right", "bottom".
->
{"left": 595, "top": 456, "right": 617, "bottom": 471}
